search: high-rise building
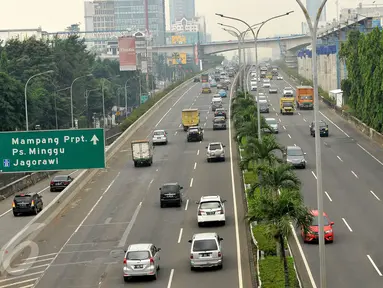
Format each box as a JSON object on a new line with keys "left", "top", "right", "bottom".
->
{"left": 306, "top": 0, "right": 326, "bottom": 22}
{"left": 169, "top": 0, "right": 195, "bottom": 24}
{"left": 114, "top": 0, "right": 166, "bottom": 45}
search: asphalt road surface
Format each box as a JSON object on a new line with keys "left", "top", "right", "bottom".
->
{"left": 0, "top": 80, "right": 253, "bottom": 288}
{"left": 250, "top": 70, "right": 383, "bottom": 288}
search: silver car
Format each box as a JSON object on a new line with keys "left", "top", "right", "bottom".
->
{"left": 188, "top": 232, "right": 223, "bottom": 270}
{"left": 206, "top": 142, "right": 225, "bottom": 162}
{"left": 284, "top": 146, "right": 307, "bottom": 169}
{"left": 258, "top": 99, "right": 269, "bottom": 113}
{"left": 152, "top": 129, "right": 168, "bottom": 145}
{"left": 123, "top": 243, "right": 161, "bottom": 281}
{"left": 265, "top": 118, "right": 279, "bottom": 133}
{"left": 213, "top": 116, "right": 227, "bottom": 130}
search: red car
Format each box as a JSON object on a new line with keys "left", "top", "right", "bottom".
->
{"left": 301, "top": 210, "right": 334, "bottom": 243}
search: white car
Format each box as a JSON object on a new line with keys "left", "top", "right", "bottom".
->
{"left": 152, "top": 130, "right": 168, "bottom": 145}
{"left": 188, "top": 232, "right": 223, "bottom": 270}
{"left": 206, "top": 142, "right": 225, "bottom": 162}
{"left": 123, "top": 243, "right": 161, "bottom": 281}
{"left": 283, "top": 87, "right": 294, "bottom": 96}
{"left": 277, "top": 76, "right": 283, "bottom": 80}
{"left": 197, "top": 195, "right": 226, "bottom": 226}
{"left": 263, "top": 78, "right": 270, "bottom": 83}
{"left": 251, "top": 83, "right": 257, "bottom": 91}
{"left": 257, "top": 95, "right": 267, "bottom": 102}
{"left": 262, "top": 82, "right": 271, "bottom": 88}
{"left": 265, "top": 117, "right": 279, "bottom": 133}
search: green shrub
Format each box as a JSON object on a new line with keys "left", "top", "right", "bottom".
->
{"left": 243, "top": 171, "right": 257, "bottom": 184}
{"left": 259, "top": 256, "right": 299, "bottom": 288}
{"left": 252, "top": 224, "right": 277, "bottom": 256}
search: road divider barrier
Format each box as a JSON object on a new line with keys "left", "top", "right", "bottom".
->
{"left": 0, "top": 71, "right": 204, "bottom": 275}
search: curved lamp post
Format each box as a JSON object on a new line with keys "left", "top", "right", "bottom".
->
{"left": 70, "top": 74, "right": 92, "bottom": 128}
{"left": 295, "top": 1, "right": 328, "bottom": 287}
{"left": 24, "top": 70, "right": 54, "bottom": 131}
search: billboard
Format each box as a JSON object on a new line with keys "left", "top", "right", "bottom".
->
{"left": 194, "top": 44, "right": 199, "bottom": 65}
{"left": 140, "top": 95, "right": 149, "bottom": 104}
{"left": 171, "top": 35, "right": 186, "bottom": 44}
{"left": 172, "top": 53, "right": 187, "bottom": 65}
{"left": 118, "top": 37, "right": 137, "bottom": 71}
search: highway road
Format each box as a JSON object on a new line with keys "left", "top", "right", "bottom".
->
{"left": 251, "top": 70, "right": 383, "bottom": 288}
{"left": 0, "top": 78, "right": 253, "bottom": 288}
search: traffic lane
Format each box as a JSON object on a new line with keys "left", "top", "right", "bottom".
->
{"left": 287, "top": 122, "right": 383, "bottom": 285}
{"left": 0, "top": 81, "right": 200, "bottom": 285}
{"left": 171, "top": 114, "right": 240, "bottom": 287}
{"left": 296, "top": 108, "right": 383, "bottom": 201}
{"left": 0, "top": 169, "right": 79, "bottom": 217}
{"left": 31, "top": 83, "right": 203, "bottom": 287}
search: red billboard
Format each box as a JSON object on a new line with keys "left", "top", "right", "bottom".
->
{"left": 194, "top": 44, "right": 199, "bottom": 65}
{"left": 118, "top": 37, "right": 137, "bottom": 71}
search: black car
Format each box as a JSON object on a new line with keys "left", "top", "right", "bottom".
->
{"left": 187, "top": 126, "right": 204, "bottom": 142}
{"left": 214, "top": 108, "right": 227, "bottom": 119}
{"left": 50, "top": 175, "right": 74, "bottom": 192}
{"left": 12, "top": 193, "right": 43, "bottom": 216}
{"left": 309, "top": 120, "right": 329, "bottom": 137}
{"left": 193, "top": 77, "right": 200, "bottom": 82}
{"left": 160, "top": 183, "right": 183, "bottom": 208}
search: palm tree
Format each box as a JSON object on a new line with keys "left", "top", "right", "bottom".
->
{"left": 247, "top": 189, "right": 312, "bottom": 288}
{"left": 241, "top": 135, "right": 283, "bottom": 170}
{"left": 248, "top": 163, "right": 301, "bottom": 197}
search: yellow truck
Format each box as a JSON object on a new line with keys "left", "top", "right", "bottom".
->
{"left": 182, "top": 109, "right": 200, "bottom": 131}
{"left": 280, "top": 97, "right": 295, "bottom": 115}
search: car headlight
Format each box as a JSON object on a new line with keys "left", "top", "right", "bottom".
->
{"left": 301, "top": 159, "right": 306, "bottom": 163}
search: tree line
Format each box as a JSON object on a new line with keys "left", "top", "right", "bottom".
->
{"left": 340, "top": 29, "right": 383, "bottom": 133}
{"left": 0, "top": 35, "right": 197, "bottom": 131}
{"left": 232, "top": 91, "right": 312, "bottom": 287}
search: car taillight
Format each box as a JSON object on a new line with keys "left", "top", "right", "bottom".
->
{"left": 123, "top": 258, "right": 127, "bottom": 264}
{"left": 12, "top": 202, "right": 15, "bottom": 208}
{"left": 219, "top": 208, "right": 223, "bottom": 214}
{"left": 63, "top": 182, "right": 68, "bottom": 185}
{"left": 50, "top": 181, "right": 54, "bottom": 185}
{"left": 218, "top": 252, "right": 222, "bottom": 257}
{"left": 198, "top": 210, "right": 202, "bottom": 215}
{"left": 31, "top": 200, "right": 35, "bottom": 206}
{"left": 190, "top": 254, "right": 193, "bottom": 259}
{"left": 149, "top": 258, "right": 154, "bottom": 265}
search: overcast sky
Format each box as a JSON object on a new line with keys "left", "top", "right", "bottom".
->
{"left": 1, "top": 0, "right": 361, "bottom": 57}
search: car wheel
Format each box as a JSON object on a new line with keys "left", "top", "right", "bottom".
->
{"left": 13, "top": 211, "right": 18, "bottom": 217}
{"left": 160, "top": 202, "right": 165, "bottom": 208}
{"left": 178, "top": 201, "right": 182, "bottom": 207}
{"left": 190, "top": 266, "right": 195, "bottom": 271}
{"left": 124, "top": 276, "right": 130, "bottom": 282}
{"left": 134, "top": 162, "right": 137, "bottom": 167}
{"left": 152, "top": 270, "right": 157, "bottom": 280}
{"left": 50, "top": 188, "right": 54, "bottom": 192}
{"left": 34, "top": 207, "right": 38, "bottom": 215}
{"left": 302, "top": 164, "right": 306, "bottom": 169}
{"left": 198, "top": 222, "right": 202, "bottom": 227}
{"left": 218, "top": 263, "right": 223, "bottom": 270}
{"left": 207, "top": 158, "right": 211, "bottom": 163}
{"left": 221, "top": 221, "right": 226, "bottom": 226}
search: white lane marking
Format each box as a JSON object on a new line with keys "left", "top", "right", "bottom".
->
{"left": 167, "top": 269, "right": 175, "bottom": 288}
{"left": 7, "top": 263, "right": 49, "bottom": 273}
{"left": 228, "top": 76, "right": 243, "bottom": 288}
{"left": 177, "top": 228, "right": 183, "bottom": 243}
{"left": 298, "top": 112, "right": 301, "bottom": 115}
{"left": 0, "top": 271, "right": 43, "bottom": 283}
{"left": 18, "top": 257, "right": 54, "bottom": 266}
{"left": 276, "top": 112, "right": 279, "bottom": 116}
{"left": 336, "top": 156, "right": 343, "bottom": 162}
{"left": 204, "top": 122, "right": 206, "bottom": 127}
{"left": 319, "top": 111, "right": 350, "bottom": 137}
{"left": 0, "top": 279, "right": 38, "bottom": 287}
{"left": 324, "top": 191, "right": 333, "bottom": 202}
{"left": 31, "top": 173, "right": 120, "bottom": 286}
{"left": 303, "top": 118, "right": 307, "bottom": 122}
{"left": 117, "top": 202, "right": 142, "bottom": 247}
{"left": 288, "top": 134, "right": 291, "bottom": 139}
{"left": 179, "top": 124, "right": 181, "bottom": 128}
{"left": 0, "top": 170, "right": 79, "bottom": 218}
{"left": 104, "top": 217, "right": 112, "bottom": 224}
{"left": 367, "top": 255, "right": 383, "bottom": 276}
{"left": 205, "top": 116, "right": 208, "bottom": 119}
{"left": 357, "top": 143, "right": 383, "bottom": 166}
{"left": 342, "top": 218, "right": 353, "bottom": 232}
{"left": 273, "top": 107, "right": 276, "bottom": 111}
{"left": 174, "top": 131, "right": 178, "bottom": 136}
{"left": 184, "top": 199, "right": 189, "bottom": 211}
{"left": 20, "top": 253, "right": 57, "bottom": 261}
{"left": 155, "top": 107, "right": 172, "bottom": 127}
{"left": 189, "top": 178, "right": 193, "bottom": 188}
{"left": 278, "top": 118, "right": 281, "bottom": 123}
{"left": 294, "top": 144, "right": 297, "bottom": 146}
{"left": 172, "top": 84, "right": 197, "bottom": 108}
{"left": 148, "top": 179, "right": 154, "bottom": 188}
{"left": 197, "top": 149, "right": 200, "bottom": 155}
{"left": 283, "top": 125, "right": 286, "bottom": 130}
{"left": 311, "top": 171, "right": 317, "bottom": 179}
{"left": 370, "top": 190, "right": 381, "bottom": 201}
{"left": 193, "top": 162, "right": 197, "bottom": 170}
{"left": 351, "top": 171, "right": 359, "bottom": 179}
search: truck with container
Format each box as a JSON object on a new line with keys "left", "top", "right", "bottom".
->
{"left": 272, "top": 68, "right": 278, "bottom": 76}
{"left": 182, "top": 109, "right": 200, "bottom": 131}
{"left": 280, "top": 97, "right": 295, "bottom": 115}
{"left": 201, "top": 73, "right": 209, "bottom": 83}
{"left": 131, "top": 140, "right": 153, "bottom": 167}
{"left": 296, "top": 86, "right": 314, "bottom": 110}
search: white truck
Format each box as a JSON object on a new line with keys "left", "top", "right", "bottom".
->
{"left": 131, "top": 140, "right": 153, "bottom": 167}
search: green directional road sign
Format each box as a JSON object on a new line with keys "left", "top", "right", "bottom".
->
{"left": 0, "top": 128, "right": 105, "bottom": 173}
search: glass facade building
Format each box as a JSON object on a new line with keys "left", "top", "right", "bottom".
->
{"left": 169, "top": 0, "right": 195, "bottom": 23}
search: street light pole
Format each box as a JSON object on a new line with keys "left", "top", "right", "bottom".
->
{"left": 70, "top": 74, "right": 92, "bottom": 128}
{"left": 101, "top": 75, "right": 120, "bottom": 127}
{"left": 24, "top": 70, "right": 54, "bottom": 131}
{"left": 296, "top": 1, "right": 328, "bottom": 287}
{"left": 55, "top": 86, "right": 71, "bottom": 130}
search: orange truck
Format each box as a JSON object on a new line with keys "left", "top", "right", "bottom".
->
{"left": 296, "top": 86, "right": 314, "bottom": 110}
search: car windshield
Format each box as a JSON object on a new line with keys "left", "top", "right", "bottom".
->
{"left": 200, "top": 201, "right": 221, "bottom": 209}
{"left": 301, "top": 96, "right": 313, "bottom": 100}
{"left": 311, "top": 216, "right": 330, "bottom": 226}
{"left": 192, "top": 239, "right": 218, "bottom": 252}
{"left": 153, "top": 131, "right": 165, "bottom": 135}
{"left": 219, "top": 90, "right": 225, "bottom": 93}
{"left": 214, "top": 118, "right": 225, "bottom": 123}
{"left": 161, "top": 185, "right": 179, "bottom": 193}
{"left": 266, "top": 119, "right": 277, "bottom": 125}
{"left": 282, "top": 102, "right": 293, "bottom": 107}
{"left": 202, "top": 83, "right": 210, "bottom": 88}
{"left": 14, "top": 195, "right": 32, "bottom": 200}
{"left": 259, "top": 102, "right": 268, "bottom": 107}
{"left": 54, "top": 176, "right": 68, "bottom": 181}
{"left": 209, "top": 144, "right": 221, "bottom": 150}
{"left": 126, "top": 251, "right": 149, "bottom": 260}
{"left": 284, "top": 87, "right": 292, "bottom": 90}
{"left": 287, "top": 149, "right": 303, "bottom": 156}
